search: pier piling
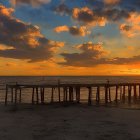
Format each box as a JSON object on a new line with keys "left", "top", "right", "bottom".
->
{"left": 96, "top": 86, "right": 100, "bottom": 103}
{"left": 88, "top": 87, "right": 92, "bottom": 105}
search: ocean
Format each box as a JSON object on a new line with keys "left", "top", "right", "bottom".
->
{"left": 1, "top": 76, "right": 140, "bottom": 106}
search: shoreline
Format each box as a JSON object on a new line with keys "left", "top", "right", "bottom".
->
{"left": 0, "top": 104, "right": 140, "bottom": 139}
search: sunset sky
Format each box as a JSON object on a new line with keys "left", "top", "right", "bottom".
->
{"left": 0, "top": 0, "right": 140, "bottom": 75}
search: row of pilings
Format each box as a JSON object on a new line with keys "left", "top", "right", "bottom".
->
{"left": 4, "top": 83, "right": 140, "bottom": 106}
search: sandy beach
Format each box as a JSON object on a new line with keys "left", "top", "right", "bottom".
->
{"left": 0, "top": 104, "right": 139, "bottom": 140}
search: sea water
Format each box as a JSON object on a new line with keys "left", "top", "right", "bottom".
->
{"left": 0, "top": 76, "right": 140, "bottom": 107}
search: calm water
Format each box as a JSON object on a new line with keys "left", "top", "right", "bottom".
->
{"left": 1, "top": 76, "right": 140, "bottom": 107}
{"left": 1, "top": 76, "right": 140, "bottom": 84}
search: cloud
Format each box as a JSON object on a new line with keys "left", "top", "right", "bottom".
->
{"left": 53, "top": 3, "right": 71, "bottom": 16}
{"left": 60, "top": 42, "right": 140, "bottom": 67}
{"left": 5, "top": 62, "right": 17, "bottom": 67}
{"left": 86, "top": 0, "right": 140, "bottom": 12}
{"left": 0, "top": 4, "right": 64, "bottom": 62}
{"left": 120, "top": 24, "right": 134, "bottom": 37}
{"left": 11, "top": 0, "right": 51, "bottom": 7}
{"left": 60, "top": 42, "right": 109, "bottom": 67}
{"left": 54, "top": 25, "right": 90, "bottom": 36}
{"left": 72, "top": 7, "right": 130, "bottom": 27}
{"left": 104, "top": 0, "right": 120, "bottom": 5}
{"left": 54, "top": 25, "right": 69, "bottom": 33}
{"left": 120, "top": 13, "right": 140, "bottom": 37}
{"left": 72, "top": 7, "right": 107, "bottom": 26}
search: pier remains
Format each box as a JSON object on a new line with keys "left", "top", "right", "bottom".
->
{"left": 4, "top": 82, "right": 140, "bottom": 106}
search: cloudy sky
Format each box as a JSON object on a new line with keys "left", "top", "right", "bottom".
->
{"left": 0, "top": 0, "right": 140, "bottom": 75}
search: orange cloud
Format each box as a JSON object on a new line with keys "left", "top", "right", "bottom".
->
{"left": 120, "top": 13, "right": 140, "bottom": 37}
{"left": 54, "top": 25, "right": 90, "bottom": 36}
{"left": 0, "top": 5, "right": 14, "bottom": 16}
{"left": 72, "top": 7, "right": 107, "bottom": 27}
{"left": 72, "top": 6, "right": 130, "bottom": 28}
{"left": 11, "top": 0, "right": 51, "bottom": 7}
{"left": 0, "top": 4, "right": 64, "bottom": 62}
{"left": 54, "top": 25, "right": 69, "bottom": 33}
{"left": 120, "top": 24, "right": 134, "bottom": 37}
{"left": 104, "top": 0, "right": 120, "bottom": 5}
{"left": 0, "top": 45, "right": 14, "bottom": 50}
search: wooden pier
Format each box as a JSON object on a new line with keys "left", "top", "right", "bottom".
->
{"left": 4, "top": 83, "right": 140, "bottom": 106}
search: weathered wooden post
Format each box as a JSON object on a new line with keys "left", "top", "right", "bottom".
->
{"left": 5, "top": 84, "right": 8, "bottom": 105}
{"left": 105, "top": 85, "right": 108, "bottom": 104}
{"left": 58, "top": 87, "right": 61, "bottom": 102}
{"left": 40, "top": 87, "right": 45, "bottom": 104}
{"left": 128, "top": 85, "right": 132, "bottom": 103}
{"left": 19, "top": 87, "right": 22, "bottom": 103}
{"left": 32, "top": 87, "right": 35, "bottom": 104}
{"left": 63, "top": 87, "right": 66, "bottom": 102}
{"left": 11, "top": 87, "right": 14, "bottom": 103}
{"left": 36, "top": 87, "right": 39, "bottom": 104}
{"left": 96, "top": 86, "right": 100, "bottom": 103}
{"left": 133, "top": 85, "right": 137, "bottom": 101}
{"left": 108, "top": 87, "right": 111, "bottom": 102}
{"left": 14, "top": 87, "right": 17, "bottom": 105}
{"left": 63, "top": 87, "right": 68, "bottom": 102}
{"left": 115, "top": 85, "right": 119, "bottom": 103}
{"left": 58, "top": 80, "right": 61, "bottom": 102}
{"left": 139, "top": 84, "right": 140, "bottom": 99}
{"left": 51, "top": 87, "right": 54, "bottom": 103}
{"left": 66, "top": 87, "right": 68, "bottom": 102}
{"left": 76, "top": 86, "right": 80, "bottom": 103}
{"left": 120, "top": 86, "right": 122, "bottom": 100}
{"left": 88, "top": 87, "right": 92, "bottom": 105}
{"left": 69, "top": 87, "right": 73, "bottom": 102}
{"left": 122, "top": 86, "right": 126, "bottom": 102}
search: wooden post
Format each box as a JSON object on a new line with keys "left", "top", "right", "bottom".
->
{"left": 65, "top": 87, "right": 68, "bottom": 102}
{"left": 105, "top": 86, "right": 108, "bottom": 104}
{"left": 69, "top": 87, "right": 71, "bottom": 102}
{"left": 96, "top": 86, "right": 100, "bottom": 103}
{"left": 32, "top": 87, "right": 35, "bottom": 104}
{"left": 108, "top": 87, "right": 111, "bottom": 102}
{"left": 19, "top": 87, "right": 22, "bottom": 103}
{"left": 51, "top": 87, "right": 54, "bottom": 103}
{"left": 14, "top": 87, "right": 17, "bottom": 105}
{"left": 120, "top": 86, "right": 122, "bottom": 100}
{"left": 88, "top": 87, "right": 92, "bottom": 105}
{"left": 5, "top": 84, "right": 8, "bottom": 105}
{"left": 128, "top": 86, "right": 132, "bottom": 103}
{"left": 40, "top": 87, "right": 45, "bottom": 104}
{"left": 40, "top": 88, "right": 42, "bottom": 103}
{"left": 139, "top": 85, "right": 140, "bottom": 99}
{"left": 58, "top": 87, "right": 61, "bottom": 102}
{"left": 58, "top": 80, "right": 61, "bottom": 102}
{"left": 63, "top": 87, "right": 66, "bottom": 102}
{"left": 43, "top": 88, "right": 45, "bottom": 103}
{"left": 11, "top": 88, "right": 14, "bottom": 103}
{"left": 122, "top": 86, "right": 126, "bottom": 102}
{"left": 76, "top": 87, "right": 78, "bottom": 102}
{"left": 115, "top": 85, "right": 119, "bottom": 103}
{"left": 76, "top": 86, "right": 80, "bottom": 103}
{"left": 133, "top": 85, "right": 137, "bottom": 101}
{"left": 36, "top": 87, "right": 39, "bottom": 104}
{"left": 69, "top": 87, "right": 73, "bottom": 102}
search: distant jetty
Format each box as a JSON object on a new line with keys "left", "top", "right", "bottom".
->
{"left": 4, "top": 82, "right": 140, "bottom": 106}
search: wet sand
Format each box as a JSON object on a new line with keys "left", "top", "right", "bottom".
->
{"left": 0, "top": 104, "right": 140, "bottom": 140}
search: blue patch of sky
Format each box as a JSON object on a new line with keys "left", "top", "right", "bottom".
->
{"left": 0, "top": 0, "right": 10, "bottom": 7}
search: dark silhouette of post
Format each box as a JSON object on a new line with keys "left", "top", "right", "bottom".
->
{"left": 88, "top": 87, "right": 92, "bottom": 105}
